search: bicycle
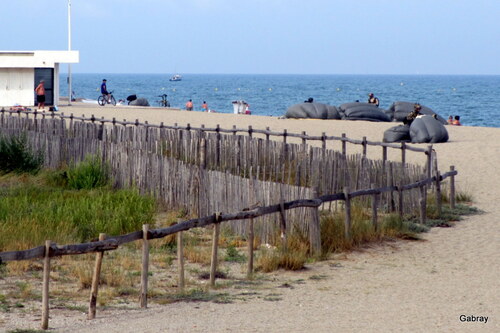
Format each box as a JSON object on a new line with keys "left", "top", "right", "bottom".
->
{"left": 157, "top": 94, "right": 170, "bottom": 107}
{"left": 98, "top": 91, "right": 116, "bottom": 106}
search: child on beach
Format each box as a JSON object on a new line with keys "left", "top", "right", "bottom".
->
{"left": 201, "top": 101, "right": 208, "bottom": 112}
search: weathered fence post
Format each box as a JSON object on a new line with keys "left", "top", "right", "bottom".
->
{"left": 398, "top": 186, "right": 404, "bottom": 219}
{"left": 302, "top": 131, "right": 307, "bottom": 147}
{"left": 247, "top": 172, "right": 256, "bottom": 279}
{"left": 309, "top": 188, "right": 322, "bottom": 256}
{"left": 449, "top": 165, "right": 456, "bottom": 209}
{"left": 279, "top": 184, "right": 288, "bottom": 249}
{"left": 210, "top": 215, "right": 221, "bottom": 288}
{"left": 41, "top": 240, "right": 52, "bottom": 330}
{"left": 401, "top": 142, "right": 406, "bottom": 166}
{"left": 371, "top": 184, "right": 378, "bottom": 231}
{"left": 343, "top": 187, "right": 352, "bottom": 240}
{"left": 435, "top": 171, "right": 442, "bottom": 218}
{"left": 419, "top": 186, "right": 427, "bottom": 225}
{"left": 362, "top": 136, "right": 367, "bottom": 157}
{"left": 215, "top": 124, "right": 221, "bottom": 167}
{"left": 426, "top": 146, "right": 433, "bottom": 180}
{"left": 88, "top": 233, "right": 106, "bottom": 320}
{"left": 177, "top": 231, "right": 185, "bottom": 291}
{"left": 140, "top": 224, "right": 149, "bottom": 308}
{"left": 341, "top": 133, "right": 347, "bottom": 156}
{"left": 200, "top": 138, "right": 207, "bottom": 169}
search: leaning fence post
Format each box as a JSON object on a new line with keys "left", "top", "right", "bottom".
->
{"left": 419, "top": 186, "right": 427, "bottom": 225}
{"left": 309, "top": 188, "right": 322, "bottom": 256}
{"left": 435, "top": 171, "right": 442, "bottom": 218}
{"left": 343, "top": 187, "right": 352, "bottom": 240}
{"left": 41, "top": 240, "right": 51, "bottom": 330}
{"left": 210, "top": 214, "right": 221, "bottom": 288}
{"left": 88, "top": 233, "right": 106, "bottom": 320}
{"left": 140, "top": 224, "right": 150, "bottom": 308}
{"left": 449, "top": 166, "right": 456, "bottom": 209}
{"left": 371, "top": 184, "right": 378, "bottom": 231}
{"left": 177, "top": 231, "right": 185, "bottom": 291}
{"left": 426, "top": 145, "right": 433, "bottom": 180}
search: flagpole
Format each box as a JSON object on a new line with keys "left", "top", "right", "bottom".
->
{"left": 68, "top": 0, "right": 72, "bottom": 106}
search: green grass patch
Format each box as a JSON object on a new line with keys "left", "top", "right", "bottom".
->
{"left": 155, "top": 288, "right": 233, "bottom": 304}
{"left": 0, "top": 175, "right": 156, "bottom": 251}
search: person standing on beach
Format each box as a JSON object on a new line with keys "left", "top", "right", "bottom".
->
{"left": 201, "top": 101, "right": 208, "bottom": 112}
{"left": 35, "top": 80, "right": 46, "bottom": 110}
{"left": 368, "top": 93, "right": 379, "bottom": 107}
{"left": 185, "top": 99, "right": 193, "bottom": 111}
{"left": 101, "top": 79, "right": 110, "bottom": 103}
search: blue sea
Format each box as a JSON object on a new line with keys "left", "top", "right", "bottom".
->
{"left": 59, "top": 74, "right": 500, "bottom": 128}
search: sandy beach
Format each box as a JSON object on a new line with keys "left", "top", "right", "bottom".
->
{"left": 1, "top": 103, "right": 499, "bottom": 332}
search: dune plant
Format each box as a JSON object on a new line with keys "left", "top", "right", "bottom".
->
{"left": 0, "top": 133, "right": 44, "bottom": 174}
{"left": 66, "top": 154, "right": 111, "bottom": 190}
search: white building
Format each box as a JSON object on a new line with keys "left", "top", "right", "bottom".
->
{"left": 0, "top": 50, "right": 79, "bottom": 107}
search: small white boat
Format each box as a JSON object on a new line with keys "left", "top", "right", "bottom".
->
{"left": 169, "top": 74, "right": 182, "bottom": 81}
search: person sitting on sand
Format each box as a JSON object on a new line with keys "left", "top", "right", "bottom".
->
{"left": 447, "top": 115, "right": 454, "bottom": 125}
{"left": 453, "top": 115, "right": 461, "bottom": 126}
{"left": 368, "top": 93, "right": 379, "bottom": 107}
{"left": 406, "top": 103, "right": 422, "bottom": 125}
{"left": 185, "top": 99, "right": 193, "bottom": 111}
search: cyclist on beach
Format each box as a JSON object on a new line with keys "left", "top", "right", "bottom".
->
{"left": 101, "top": 79, "right": 110, "bottom": 103}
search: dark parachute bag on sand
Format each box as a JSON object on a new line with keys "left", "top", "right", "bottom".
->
{"left": 338, "top": 102, "right": 391, "bottom": 122}
{"left": 129, "top": 97, "right": 150, "bottom": 107}
{"left": 383, "top": 125, "right": 411, "bottom": 143}
{"left": 409, "top": 115, "right": 449, "bottom": 143}
{"left": 285, "top": 103, "right": 341, "bottom": 119}
{"left": 386, "top": 101, "right": 447, "bottom": 124}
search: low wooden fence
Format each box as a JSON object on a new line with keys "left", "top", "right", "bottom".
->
{"left": 0, "top": 167, "right": 457, "bottom": 330}
{"left": 0, "top": 110, "right": 435, "bottom": 240}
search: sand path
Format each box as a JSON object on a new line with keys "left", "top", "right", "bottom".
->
{"left": 3, "top": 104, "right": 499, "bottom": 332}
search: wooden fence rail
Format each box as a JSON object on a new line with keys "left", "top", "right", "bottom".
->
{"left": 0, "top": 166, "right": 457, "bottom": 330}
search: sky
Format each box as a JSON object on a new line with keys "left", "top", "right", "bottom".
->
{"left": 1, "top": 0, "right": 499, "bottom": 75}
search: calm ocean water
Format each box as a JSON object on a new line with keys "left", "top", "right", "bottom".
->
{"left": 59, "top": 74, "right": 500, "bottom": 128}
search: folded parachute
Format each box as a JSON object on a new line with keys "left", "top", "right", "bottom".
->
{"left": 339, "top": 102, "right": 391, "bottom": 122}
{"left": 409, "top": 115, "right": 449, "bottom": 143}
{"left": 386, "top": 101, "right": 447, "bottom": 124}
{"left": 285, "top": 103, "right": 341, "bottom": 119}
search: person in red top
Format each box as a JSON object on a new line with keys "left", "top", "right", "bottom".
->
{"left": 201, "top": 101, "right": 208, "bottom": 112}
{"left": 35, "top": 80, "right": 46, "bottom": 110}
{"left": 185, "top": 99, "right": 193, "bottom": 111}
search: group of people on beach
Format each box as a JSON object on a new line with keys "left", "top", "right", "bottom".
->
{"left": 448, "top": 115, "right": 461, "bottom": 126}
{"left": 185, "top": 99, "right": 213, "bottom": 112}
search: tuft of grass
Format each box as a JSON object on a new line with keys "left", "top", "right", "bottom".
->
{"left": 66, "top": 154, "right": 111, "bottom": 190}
{"left": 224, "top": 245, "right": 246, "bottom": 263}
{"left": 155, "top": 288, "right": 233, "bottom": 305}
{"left": 0, "top": 133, "right": 44, "bottom": 175}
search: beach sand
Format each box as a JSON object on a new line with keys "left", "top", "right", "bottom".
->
{"left": 2, "top": 103, "right": 499, "bottom": 332}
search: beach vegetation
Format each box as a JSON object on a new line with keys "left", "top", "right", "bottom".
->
{"left": 0, "top": 133, "right": 44, "bottom": 175}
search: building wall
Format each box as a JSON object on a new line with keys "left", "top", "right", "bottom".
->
{"left": 0, "top": 68, "right": 34, "bottom": 106}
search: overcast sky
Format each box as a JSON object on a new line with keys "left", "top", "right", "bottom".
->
{"left": 2, "top": 0, "right": 499, "bottom": 74}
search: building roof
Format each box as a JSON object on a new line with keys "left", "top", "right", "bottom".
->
{"left": 0, "top": 50, "right": 79, "bottom": 68}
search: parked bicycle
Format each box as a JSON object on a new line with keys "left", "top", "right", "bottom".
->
{"left": 98, "top": 91, "right": 116, "bottom": 106}
{"left": 157, "top": 94, "right": 170, "bottom": 107}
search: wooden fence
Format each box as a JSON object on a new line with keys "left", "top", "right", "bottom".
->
{"left": 0, "top": 167, "right": 458, "bottom": 329}
{"left": 0, "top": 110, "right": 434, "bottom": 241}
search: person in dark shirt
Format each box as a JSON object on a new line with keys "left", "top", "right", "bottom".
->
{"left": 406, "top": 103, "right": 422, "bottom": 125}
{"left": 101, "top": 79, "right": 110, "bottom": 103}
{"left": 368, "top": 93, "right": 379, "bottom": 107}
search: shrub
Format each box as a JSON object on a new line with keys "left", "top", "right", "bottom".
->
{"left": 0, "top": 133, "right": 44, "bottom": 174}
{"left": 66, "top": 154, "right": 110, "bottom": 190}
